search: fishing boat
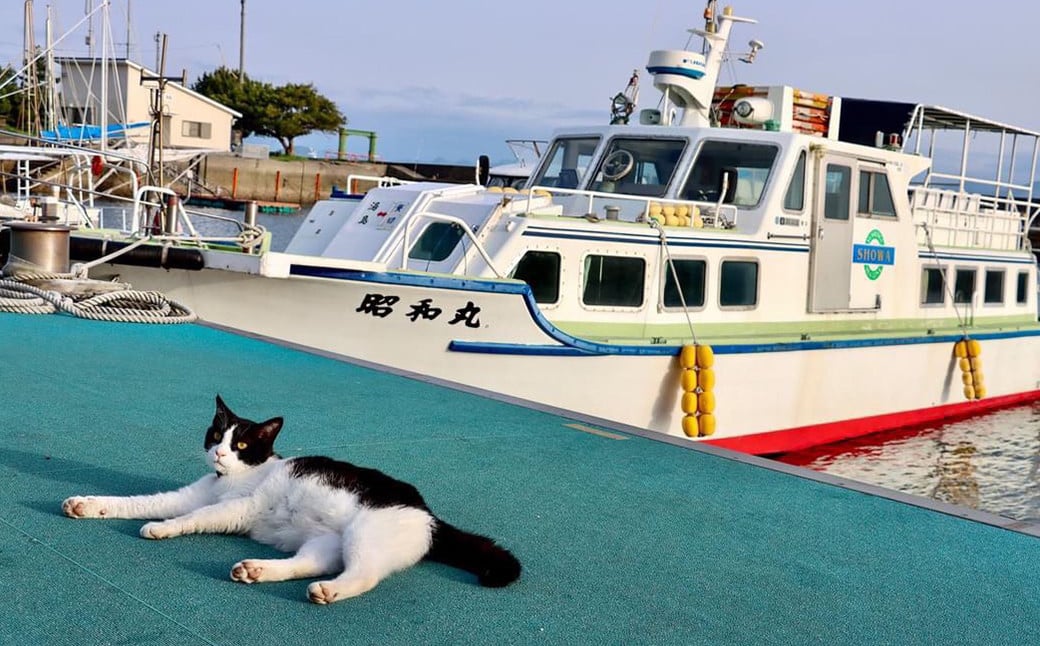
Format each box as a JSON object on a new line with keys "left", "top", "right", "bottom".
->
{"left": 20, "top": 2, "right": 1040, "bottom": 454}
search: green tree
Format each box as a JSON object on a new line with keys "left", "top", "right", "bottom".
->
{"left": 259, "top": 83, "right": 345, "bottom": 156}
{"left": 192, "top": 67, "right": 270, "bottom": 138}
{"left": 192, "top": 67, "right": 346, "bottom": 155}
{"left": 0, "top": 65, "right": 23, "bottom": 126}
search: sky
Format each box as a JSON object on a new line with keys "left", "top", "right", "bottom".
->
{"left": 1, "top": 0, "right": 1039, "bottom": 166}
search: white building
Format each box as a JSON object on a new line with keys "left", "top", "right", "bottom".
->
{"left": 55, "top": 57, "right": 241, "bottom": 151}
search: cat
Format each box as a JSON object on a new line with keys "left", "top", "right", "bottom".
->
{"left": 62, "top": 395, "right": 521, "bottom": 604}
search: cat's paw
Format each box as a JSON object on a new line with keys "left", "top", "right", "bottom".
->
{"left": 231, "top": 560, "right": 265, "bottom": 584}
{"left": 140, "top": 521, "right": 177, "bottom": 540}
{"left": 307, "top": 581, "right": 341, "bottom": 605}
{"left": 307, "top": 577, "right": 376, "bottom": 604}
{"left": 62, "top": 496, "right": 107, "bottom": 518}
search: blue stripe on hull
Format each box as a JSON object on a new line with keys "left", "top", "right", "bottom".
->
{"left": 289, "top": 262, "right": 1040, "bottom": 358}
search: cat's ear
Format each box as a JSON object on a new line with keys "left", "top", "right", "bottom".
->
{"left": 256, "top": 417, "right": 283, "bottom": 444}
{"left": 215, "top": 394, "right": 232, "bottom": 420}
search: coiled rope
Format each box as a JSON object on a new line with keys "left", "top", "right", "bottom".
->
{"left": 0, "top": 256, "right": 197, "bottom": 324}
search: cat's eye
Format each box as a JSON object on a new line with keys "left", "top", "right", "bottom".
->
{"left": 212, "top": 432, "right": 222, "bottom": 441}
{"left": 236, "top": 441, "right": 247, "bottom": 450}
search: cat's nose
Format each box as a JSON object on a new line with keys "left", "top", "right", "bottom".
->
{"left": 215, "top": 449, "right": 227, "bottom": 457}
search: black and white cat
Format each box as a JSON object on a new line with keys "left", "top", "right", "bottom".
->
{"left": 62, "top": 395, "right": 521, "bottom": 604}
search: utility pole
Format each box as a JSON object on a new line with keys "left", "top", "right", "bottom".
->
{"left": 238, "top": 0, "right": 245, "bottom": 82}
{"left": 125, "top": 0, "right": 131, "bottom": 59}
{"left": 142, "top": 34, "right": 185, "bottom": 187}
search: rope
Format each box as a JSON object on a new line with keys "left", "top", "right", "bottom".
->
{"left": 919, "top": 222, "right": 970, "bottom": 336}
{"left": 0, "top": 260, "right": 197, "bottom": 324}
{"left": 650, "top": 219, "right": 698, "bottom": 344}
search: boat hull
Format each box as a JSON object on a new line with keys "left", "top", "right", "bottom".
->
{"left": 97, "top": 256, "right": 1040, "bottom": 455}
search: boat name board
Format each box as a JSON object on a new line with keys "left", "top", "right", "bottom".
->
{"left": 356, "top": 292, "right": 483, "bottom": 328}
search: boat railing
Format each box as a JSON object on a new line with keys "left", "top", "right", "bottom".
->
{"left": 399, "top": 210, "right": 504, "bottom": 277}
{"left": 520, "top": 185, "right": 740, "bottom": 229}
{"left": 117, "top": 185, "right": 269, "bottom": 252}
{"left": 909, "top": 186, "right": 1028, "bottom": 251}
{"left": 345, "top": 174, "right": 414, "bottom": 195}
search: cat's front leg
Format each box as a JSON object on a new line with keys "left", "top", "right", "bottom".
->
{"left": 139, "top": 498, "right": 254, "bottom": 540}
{"left": 62, "top": 496, "right": 112, "bottom": 518}
{"left": 63, "top": 476, "right": 218, "bottom": 520}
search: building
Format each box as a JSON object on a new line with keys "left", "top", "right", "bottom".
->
{"left": 55, "top": 57, "right": 240, "bottom": 151}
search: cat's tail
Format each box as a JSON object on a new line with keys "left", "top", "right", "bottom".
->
{"left": 425, "top": 519, "right": 521, "bottom": 587}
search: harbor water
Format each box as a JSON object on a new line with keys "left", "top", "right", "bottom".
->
{"left": 189, "top": 206, "right": 1040, "bottom": 526}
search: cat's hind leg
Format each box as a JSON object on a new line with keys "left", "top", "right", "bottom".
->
{"left": 307, "top": 506, "right": 434, "bottom": 605}
{"left": 231, "top": 533, "right": 342, "bottom": 584}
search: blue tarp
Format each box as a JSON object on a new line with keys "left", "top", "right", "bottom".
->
{"left": 40, "top": 121, "right": 150, "bottom": 141}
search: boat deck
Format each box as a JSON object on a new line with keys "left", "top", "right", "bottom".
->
{"left": 2, "top": 312, "right": 1039, "bottom": 645}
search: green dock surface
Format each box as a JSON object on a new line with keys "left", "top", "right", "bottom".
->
{"left": 1, "top": 312, "right": 1039, "bottom": 645}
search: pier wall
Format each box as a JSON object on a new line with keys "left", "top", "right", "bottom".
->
{"left": 197, "top": 154, "right": 477, "bottom": 205}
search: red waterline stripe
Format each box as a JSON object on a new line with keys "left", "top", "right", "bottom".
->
{"left": 703, "top": 389, "right": 1040, "bottom": 456}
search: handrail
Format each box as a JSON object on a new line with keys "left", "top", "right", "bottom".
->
{"left": 400, "top": 211, "right": 503, "bottom": 277}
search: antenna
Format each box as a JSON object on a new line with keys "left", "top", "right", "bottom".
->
{"left": 739, "top": 39, "right": 765, "bottom": 64}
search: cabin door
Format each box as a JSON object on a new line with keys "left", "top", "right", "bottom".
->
{"left": 809, "top": 155, "right": 855, "bottom": 311}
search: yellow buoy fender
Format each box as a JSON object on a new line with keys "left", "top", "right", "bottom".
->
{"left": 696, "top": 344, "right": 715, "bottom": 369}
{"left": 697, "top": 368, "right": 716, "bottom": 391}
{"left": 682, "top": 392, "right": 700, "bottom": 415}
{"left": 970, "top": 356, "right": 982, "bottom": 372}
{"left": 958, "top": 357, "right": 971, "bottom": 373}
{"left": 975, "top": 385, "right": 987, "bottom": 398}
{"left": 681, "top": 369, "right": 698, "bottom": 392}
{"left": 682, "top": 414, "right": 700, "bottom": 438}
{"left": 961, "top": 371, "right": 974, "bottom": 386}
{"left": 954, "top": 340, "right": 968, "bottom": 358}
{"left": 967, "top": 339, "right": 982, "bottom": 358}
{"left": 698, "top": 413, "right": 717, "bottom": 437}
{"left": 963, "top": 385, "right": 975, "bottom": 400}
{"left": 680, "top": 345, "right": 698, "bottom": 370}
{"left": 698, "top": 391, "right": 716, "bottom": 415}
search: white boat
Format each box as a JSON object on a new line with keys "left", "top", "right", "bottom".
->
{"left": 37, "top": 2, "right": 1040, "bottom": 454}
{"left": 483, "top": 139, "right": 547, "bottom": 189}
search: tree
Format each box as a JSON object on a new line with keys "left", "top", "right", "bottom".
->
{"left": 0, "top": 65, "right": 23, "bottom": 127}
{"left": 192, "top": 67, "right": 346, "bottom": 155}
{"left": 192, "top": 67, "right": 270, "bottom": 138}
{"left": 258, "top": 83, "right": 345, "bottom": 156}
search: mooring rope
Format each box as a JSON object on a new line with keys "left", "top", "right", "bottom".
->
{"left": 650, "top": 219, "right": 698, "bottom": 344}
{"left": 0, "top": 259, "right": 197, "bottom": 324}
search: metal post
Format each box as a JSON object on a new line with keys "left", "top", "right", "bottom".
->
{"left": 239, "top": 0, "right": 246, "bottom": 81}
{"left": 244, "top": 200, "right": 258, "bottom": 228}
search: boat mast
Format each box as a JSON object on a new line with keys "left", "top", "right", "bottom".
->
{"left": 648, "top": 2, "right": 756, "bottom": 127}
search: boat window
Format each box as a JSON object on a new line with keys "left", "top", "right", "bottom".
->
{"left": 488, "top": 175, "right": 527, "bottom": 190}
{"left": 680, "top": 140, "right": 779, "bottom": 206}
{"left": 582, "top": 255, "right": 645, "bottom": 307}
{"left": 983, "top": 270, "right": 1004, "bottom": 304}
{"left": 663, "top": 259, "right": 706, "bottom": 308}
{"left": 858, "top": 170, "right": 896, "bottom": 217}
{"left": 921, "top": 267, "right": 945, "bottom": 305}
{"left": 823, "top": 165, "right": 851, "bottom": 220}
{"left": 588, "top": 138, "right": 686, "bottom": 197}
{"left": 530, "top": 137, "right": 599, "bottom": 189}
{"left": 782, "top": 151, "right": 806, "bottom": 211}
{"left": 408, "top": 222, "right": 464, "bottom": 261}
{"left": 954, "top": 268, "right": 976, "bottom": 304}
{"left": 511, "top": 251, "right": 561, "bottom": 304}
{"left": 719, "top": 260, "right": 758, "bottom": 308}
{"left": 1017, "top": 271, "right": 1029, "bottom": 304}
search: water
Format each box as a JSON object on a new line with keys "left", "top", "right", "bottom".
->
{"left": 186, "top": 205, "right": 1040, "bottom": 525}
{"left": 777, "top": 405, "right": 1040, "bottom": 524}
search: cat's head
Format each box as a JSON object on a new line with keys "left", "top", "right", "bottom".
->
{"left": 204, "top": 395, "right": 283, "bottom": 476}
